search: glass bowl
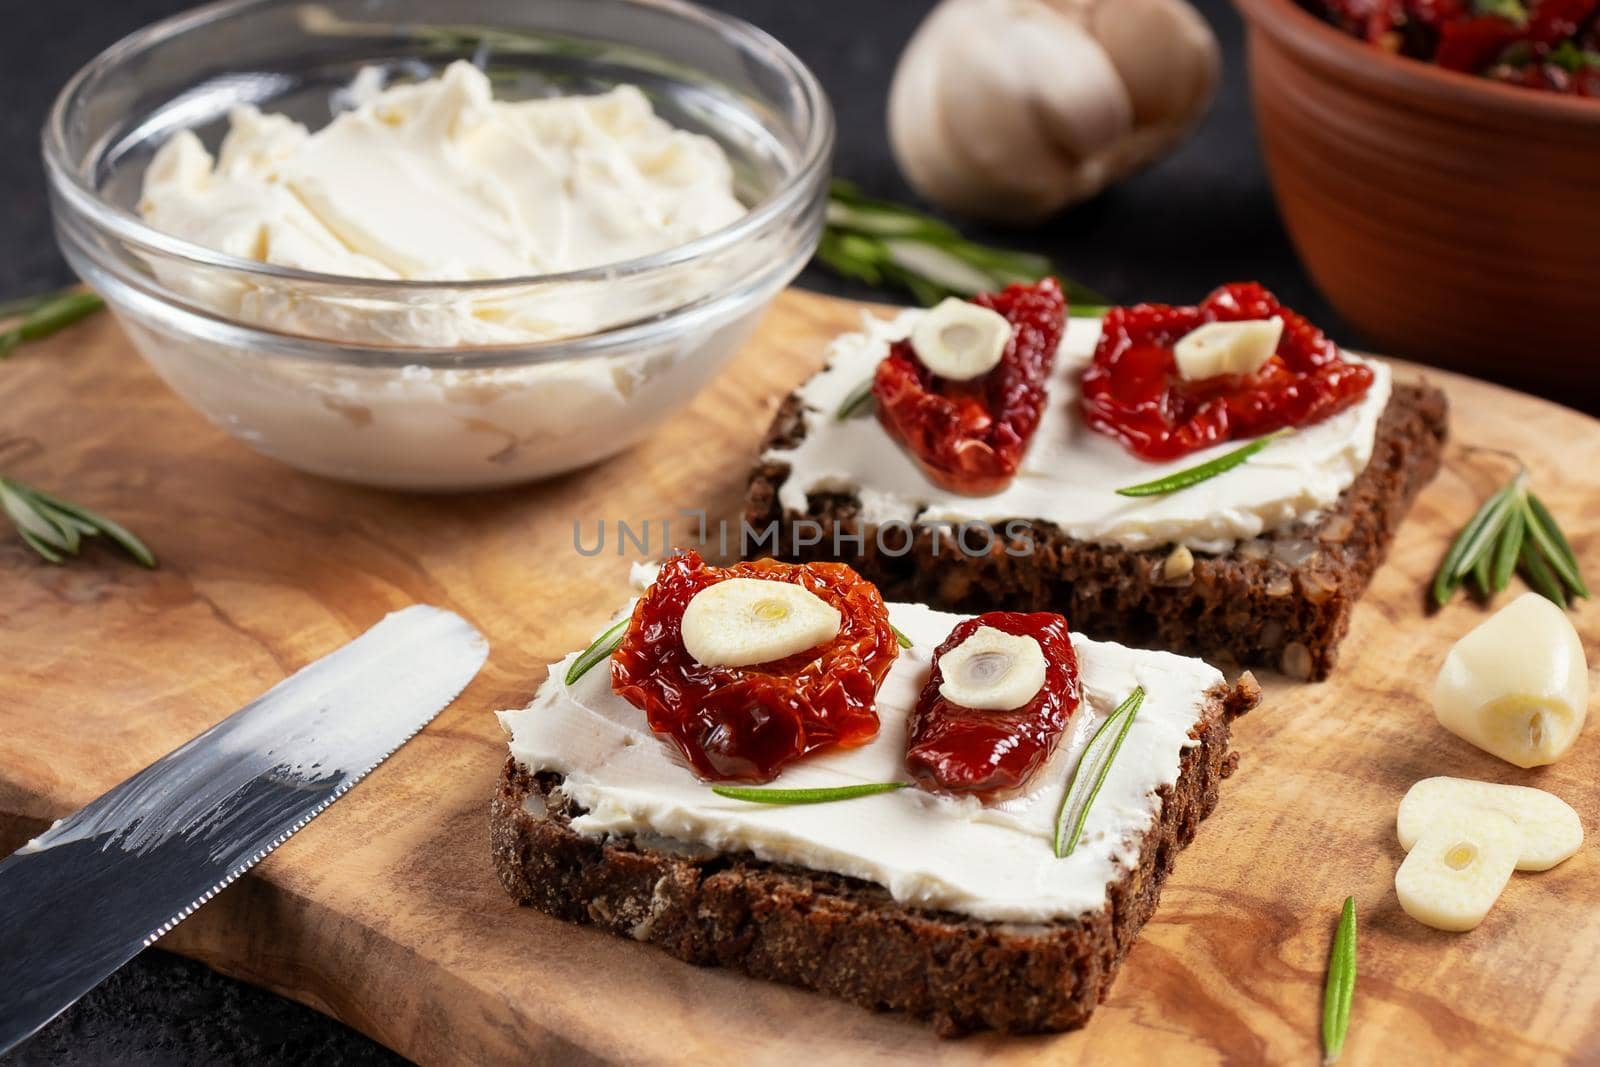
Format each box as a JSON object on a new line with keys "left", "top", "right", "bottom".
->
{"left": 44, "top": 0, "right": 833, "bottom": 490}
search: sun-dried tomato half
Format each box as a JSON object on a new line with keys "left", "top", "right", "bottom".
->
{"left": 1080, "top": 282, "right": 1375, "bottom": 462}
{"left": 872, "top": 278, "right": 1066, "bottom": 495}
{"left": 610, "top": 552, "right": 899, "bottom": 782}
{"left": 905, "top": 611, "right": 1080, "bottom": 801}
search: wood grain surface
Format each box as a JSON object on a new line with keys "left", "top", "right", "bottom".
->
{"left": 1, "top": 288, "right": 1597, "bottom": 1065}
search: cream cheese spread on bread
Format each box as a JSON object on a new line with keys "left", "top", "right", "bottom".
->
{"left": 762, "top": 311, "right": 1392, "bottom": 553}
{"left": 498, "top": 595, "right": 1223, "bottom": 924}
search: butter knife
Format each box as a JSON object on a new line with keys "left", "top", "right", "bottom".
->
{"left": 0, "top": 604, "right": 488, "bottom": 1055}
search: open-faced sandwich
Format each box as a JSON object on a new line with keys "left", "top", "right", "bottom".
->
{"left": 492, "top": 554, "right": 1260, "bottom": 1035}
{"left": 745, "top": 279, "right": 1449, "bottom": 679}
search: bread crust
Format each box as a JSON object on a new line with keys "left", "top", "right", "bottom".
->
{"left": 743, "top": 384, "right": 1448, "bottom": 680}
{"left": 490, "top": 677, "right": 1261, "bottom": 1036}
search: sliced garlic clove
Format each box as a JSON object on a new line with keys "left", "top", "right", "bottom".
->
{"left": 1395, "top": 809, "right": 1520, "bottom": 932}
{"left": 1397, "top": 777, "right": 1582, "bottom": 872}
{"left": 937, "top": 625, "right": 1047, "bottom": 710}
{"left": 680, "top": 578, "right": 842, "bottom": 668}
{"left": 1172, "top": 317, "right": 1283, "bottom": 381}
{"left": 910, "top": 298, "right": 1014, "bottom": 381}
{"left": 1431, "top": 592, "right": 1589, "bottom": 769}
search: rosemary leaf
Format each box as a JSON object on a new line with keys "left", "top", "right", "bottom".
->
{"left": 1472, "top": 549, "right": 1492, "bottom": 599}
{"left": 0, "top": 289, "right": 104, "bottom": 359}
{"left": 0, "top": 477, "right": 156, "bottom": 568}
{"left": 1520, "top": 539, "right": 1567, "bottom": 606}
{"left": 1449, "top": 483, "right": 1518, "bottom": 582}
{"left": 834, "top": 378, "right": 875, "bottom": 421}
{"left": 1526, "top": 494, "right": 1585, "bottom": 592}
{"left": 818, "top": 181, "right": 1109, "bottom": 309}
{"left": 1432, "top": 483, "right": 1515, "bottom": 607}
{"left": 890, "top": 623, "right": 913, "bottom": 650}
{"left": 1521, "top": 496, "right": 1589, "bottom": 599}
{"left": 712, "top": 782, "right": 908, "bottom": 805}
{"left": 1322, "top": 896, "right": 1357, "bottom": 1064}
{"left": 825, "top": 200, "right": 947, "bottom": 241}
{"left": 18, "top": 527, "right": 65, "bottom": 564}
{"left": 0, "top": 481, "right": 71, "bottom": 551}
{"left": 565, "top": 618, "right": 629, "bottom": 686}
{"left": 882, "top": 238, "right": 996, "bottom": 297}
{"left": 32, "top": 498, "right": 99, "bottom": 538}
{"left": 0, "top": 290, "right": 59, "bottom": 321}
{"left": 1115, "top": 430, "right": 1292, "bottom": 498}
{"left": 1054, "top": 687, "right": 1145, "bottom": 858}
{"left": 28, "top": 485, "right": 155, "bottom": 569}
{"left": 1490, "top": 504, "right": 1524, "bottom": 593}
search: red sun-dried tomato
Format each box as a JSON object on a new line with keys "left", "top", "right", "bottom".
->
{"left": 610, "top": 552, "right": 898, "bottom": 782}
{"left": 1080, "top": 282, "right": 1375, "bottom": 462}
{"left": 1437, "top": 15, "right": 1523, "bottom": 71}
{"left": 872, "top": 277, "right": 1066, "bottom": 495}
{"left": 905, "top": 612, "right": 1081, "bottom": 802}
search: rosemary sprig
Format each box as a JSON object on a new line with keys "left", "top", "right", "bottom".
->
{"left": 1431, "top": 465, "right": 1586, "bottom": 608}
{"left": 0, "top": 287, "right": 104, "bottom": 359}
{"left": 711, "top": 782, "right": 909, "bottom": 805}
{"left": 890, "top": 623, "right": 914, "bottom": 650}
{"left": 1053, "top": 686, "right": 1145, "bottom": 857}
{"left": 1115, "top": 429, "right": 1293, "bottom": 498}
{"left": 1322, "top": 896, "right": 1357, "bottom": 1065}
{"left": 0, "top": 476, "right": 155, "bottom": 567}
{"left": 564, "top": 618, "right": 628, "bottom": 685}
{"left": 820, "top": 180, "right": 1108, "bottom": 313}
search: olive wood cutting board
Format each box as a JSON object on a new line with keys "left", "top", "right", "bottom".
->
{"left": 2, "top": 288, "right": 1598, "bottom": 1066}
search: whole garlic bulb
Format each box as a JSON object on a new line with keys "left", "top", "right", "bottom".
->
{"left": 888, "top": 0, "right": 1220, "bottom": 223}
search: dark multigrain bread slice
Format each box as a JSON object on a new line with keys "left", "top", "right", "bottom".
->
{"left": 491, "top": 676, "right": 1260, "bottom": 1037}
{"left": 744, "top": 383, "right": 1448, "bottom": 681}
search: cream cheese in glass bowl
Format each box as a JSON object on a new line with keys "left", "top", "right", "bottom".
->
{"left": 45, "top": 0, "right": 832, "bottom": 490}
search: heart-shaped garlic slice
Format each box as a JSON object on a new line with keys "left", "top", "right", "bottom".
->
{"left": 1398, "top": 777, "right": 1582, "bottom": 872}
{"left": 910, "top": 297, "right": 1013, "bottom": 381}
{"left": 680, "top": 577, "right": 842, "bottom": 668}
{"left": 1395, "top": 809, "right": 1519, "bottom": 932}
{"left": 937, "top": 625, "right": 1047, "bottom": 710}
{"left": 1173, "top": 317, "right": 1283, "bottom": 381}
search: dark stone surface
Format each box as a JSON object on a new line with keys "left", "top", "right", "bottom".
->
{"left": 0, "top": 0, "right": 1312, "bottom": 1063}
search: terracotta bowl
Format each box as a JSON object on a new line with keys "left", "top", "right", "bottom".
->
{"left": 1233, "top": 0, "right": 1600, "bottom": 409}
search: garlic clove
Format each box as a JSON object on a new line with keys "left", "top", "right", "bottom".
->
{"left": 1086, "top": 0, "right": 1220, "bottom": 128}
{"left": 1397, "top": 777, "right": 1582, "bottom": 872}
{"left": 1431, "top": 592, "right": 1589, "bottom": 768}
{"left": 954, "top": 2, "right": 1129, "bottom": 215}
{"left": 1395, "top": 809, "right": 1520, "bottom": 932}
{"left": 937, "top": 625, "right": 1048, "bottom": 710}
{"left": 910, "top": 298, "right": 1014, "bottom": 381}
{"left": 887, "top": 0, "right": 1019, "bottom": 218}
{"left": 680, "top": 578, "right": 842, "bottom": 668}
{"left": 888, "top": 0, "right": 1219, "bottom": 222}
{"left": 1173, "top": 318, "right": 1283, "bottom": 381}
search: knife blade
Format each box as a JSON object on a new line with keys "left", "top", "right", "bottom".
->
{"left": 0, "top": 604, "right": 488, "bottom": 1055}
